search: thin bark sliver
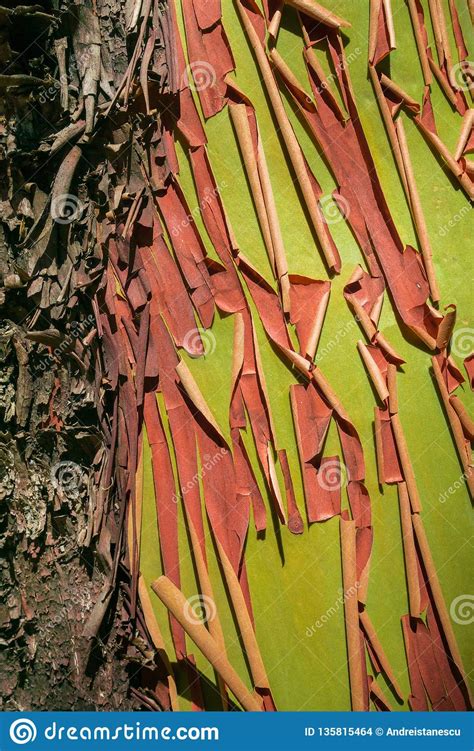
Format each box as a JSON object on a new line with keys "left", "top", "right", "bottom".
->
{"left": 340, "top": 518, "right": 366, "bottom": 711}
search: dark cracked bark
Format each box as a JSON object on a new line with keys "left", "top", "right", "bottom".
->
{"left": 0, "top": 0, "right": 175, "bottom": 710}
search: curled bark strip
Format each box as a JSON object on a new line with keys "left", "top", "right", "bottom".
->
{"left": 340, "top": 518, "right": 366, "bottom": 712}
{"left": 236, "top": 1, "right": 341, "bottom": 272}
{"left": 152, "top": 576, "right": 263, "bottom": 711}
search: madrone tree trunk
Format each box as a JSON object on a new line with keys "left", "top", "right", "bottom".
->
{"left": 0, "top": 0, "right": 174, "bottom": 710}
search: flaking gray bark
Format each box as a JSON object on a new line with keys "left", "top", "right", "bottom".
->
{"left": 0, "top": 0, "right": 173, "bottom": 710}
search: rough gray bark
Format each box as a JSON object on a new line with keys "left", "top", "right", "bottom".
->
{"left": 0, "top": 0, "right": 173, "bottom": 710}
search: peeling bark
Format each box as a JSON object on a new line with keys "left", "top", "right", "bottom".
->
{"left": 0, "top": 0, "right": 174, "bottom": 711}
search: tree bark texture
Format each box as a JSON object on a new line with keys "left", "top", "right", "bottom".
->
{"left": 0, "top": 0, "right": 175, "bottom": 710}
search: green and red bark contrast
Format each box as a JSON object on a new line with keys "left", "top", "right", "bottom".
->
{"left": 0, "top": 0, "right": 472, "bottom": 711}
